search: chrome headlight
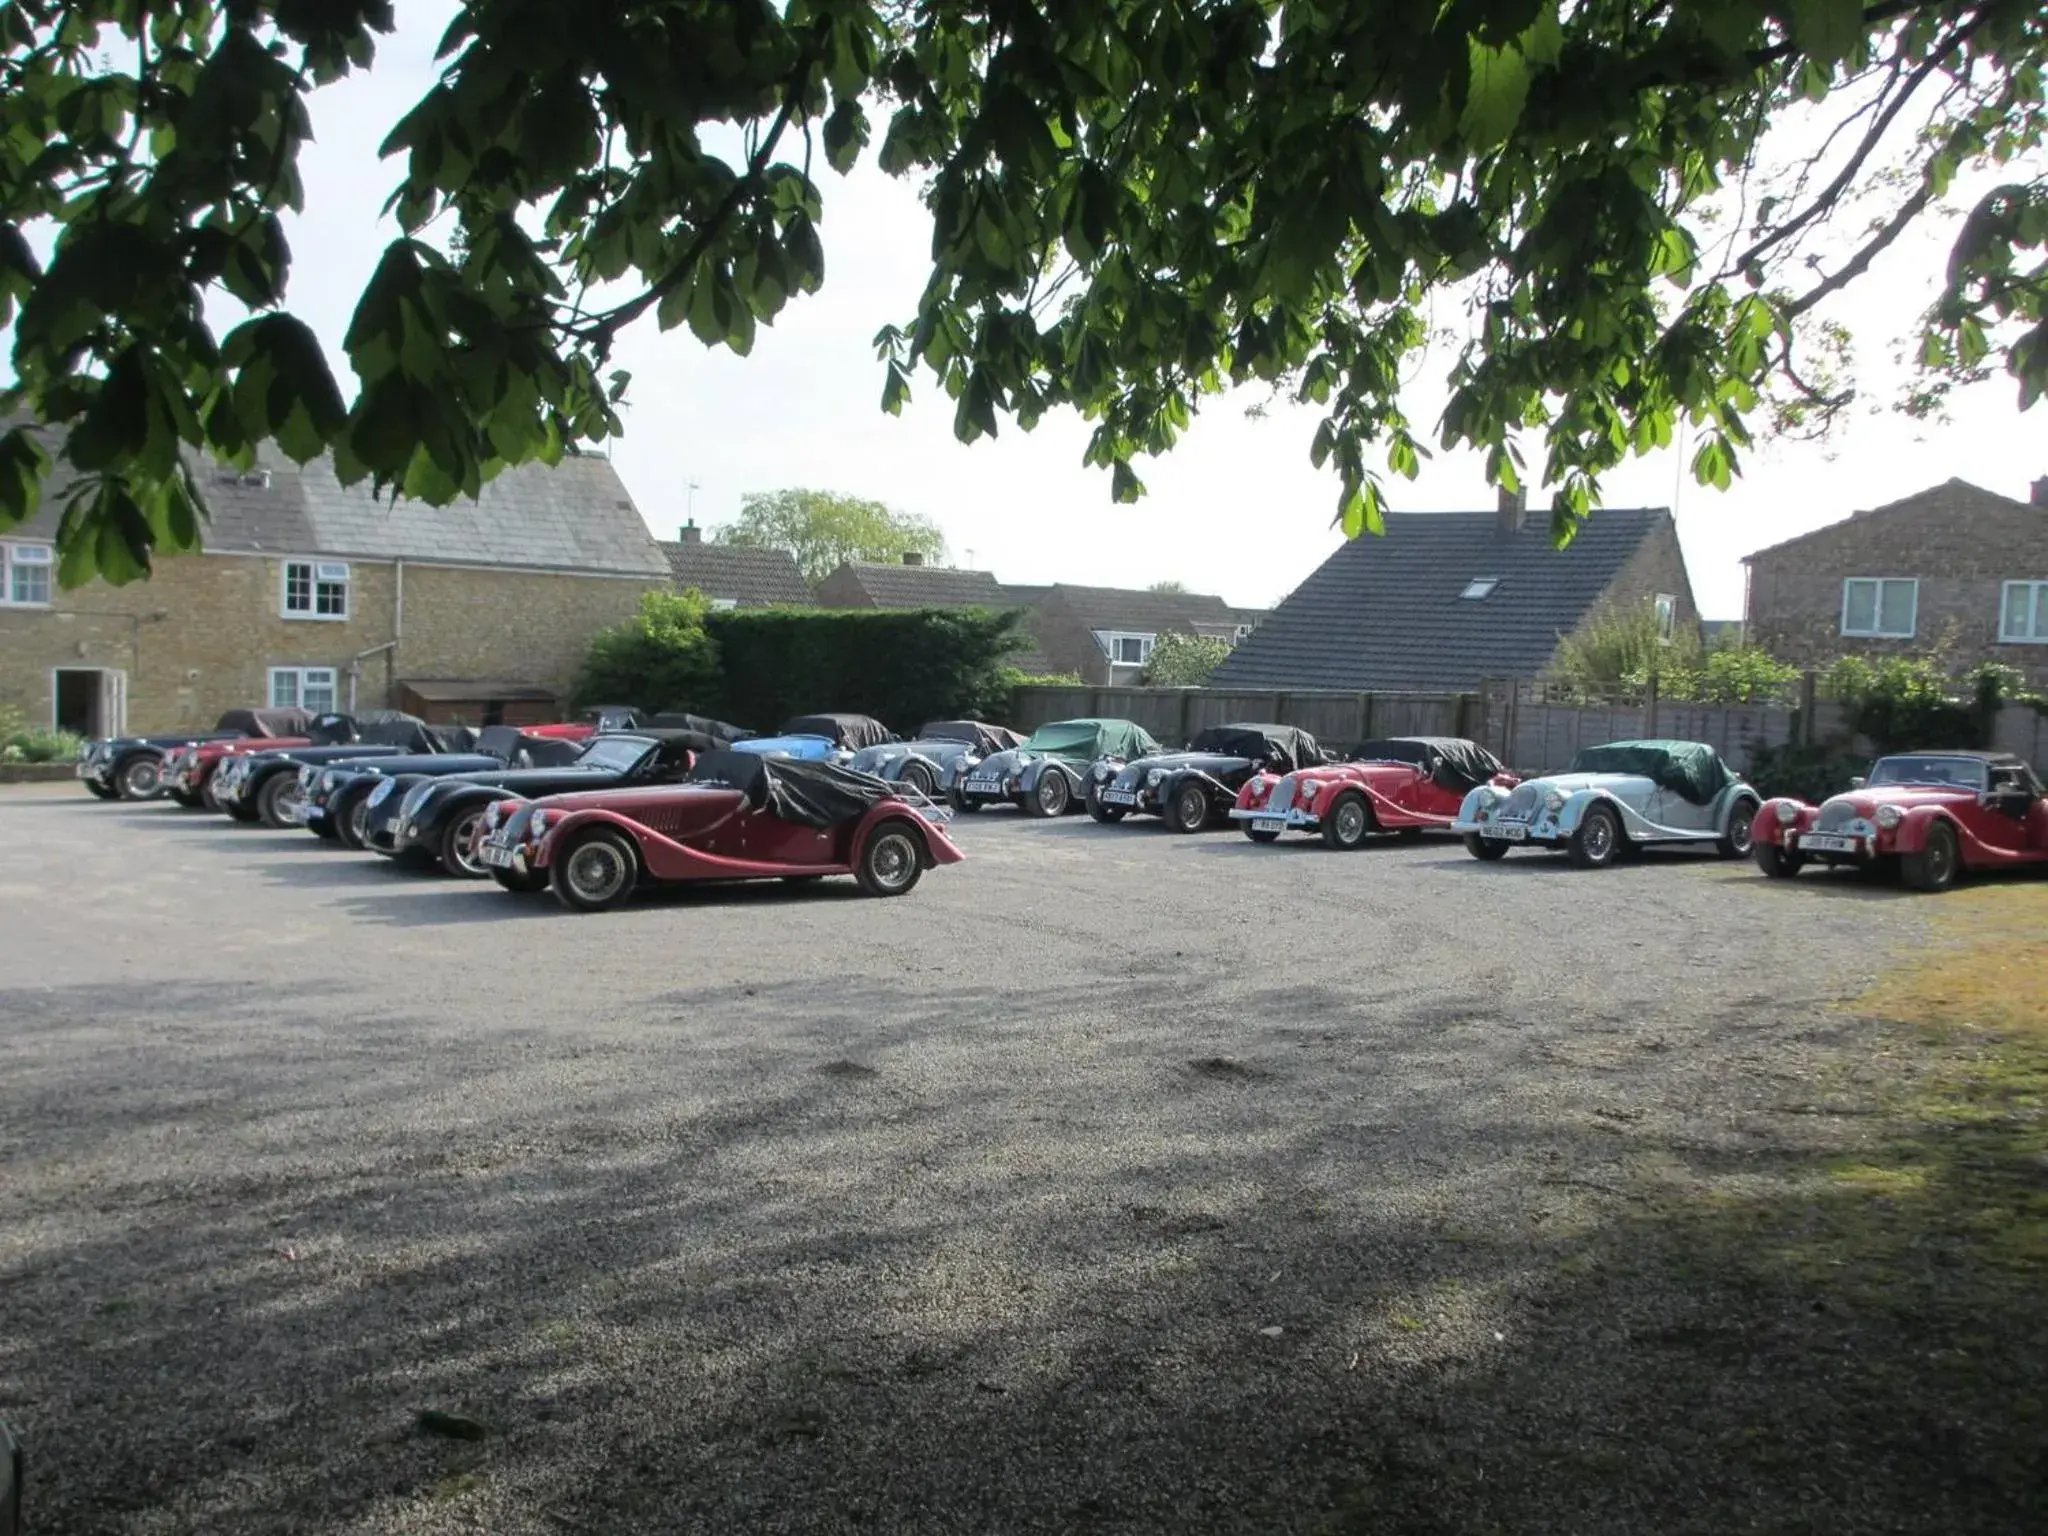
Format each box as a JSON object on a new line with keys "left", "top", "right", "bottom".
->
{"left": 320, "top": 770, "right": 340, "bottom": 791}
{"left": 1145, "top": 769, "right": 1164, "bottom": 787}
{"left": 529, "top": 809, "right": 554, "bottom": 837}
{"left": 1775, "top": 801, "right": 1799, "bottom": 825}
{"left": 297, "top": 766, "right": 317, "bottom": 790}
{"left": 1874, "top": 804, "right": 1903, "bottom": 830}
{"left": 1544, "top": 792, "right": 1565, "bottom": 814}
{"left": 483, "top": 802, "right": 502, "bottom": 831}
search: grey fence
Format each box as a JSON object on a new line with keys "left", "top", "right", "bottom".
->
{"left": 1006, "top": 686, "right": 1478, "bottom": 746}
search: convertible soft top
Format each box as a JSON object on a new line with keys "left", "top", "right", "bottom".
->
{"left": 646, "top": 711, "right": 753, "bottom": 743}
{"left": 216, "top": 707, "right": 318, "bottom": 739}
{"left": 358, "top": 718, "right": 477, "bottom": 753}
{"left": 778, "top": 713, "right": 894, "bottom": 750}
{"left": 477, "top": 726, "right": 586, "bottom": 767}
{"left": 919, "top": 720, "right": 1023, "bottom": 754}
{"left": 688, "top": 749, "right": 898, "bottom": 829}
{"left": 1569, "top": 739, "right": 1732, "bottom": 805}
{"left": 1190, "top": 722, "right": 1320, "bottom": 770}
{"left": 1347, "top": 737, "right": 1504, "bottom": 793}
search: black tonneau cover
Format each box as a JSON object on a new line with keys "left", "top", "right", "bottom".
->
{"left": 646, "top": 711, "right": 753, "bottom": 743}
{"left": 688, "top": 750, "right": 896, "bottom": 829}
{"left": 1347, "top": 736, "right": 1504, "bottom": 794}
{"left": 1190, "top": 723, "right": 1320, "bottom": 770}
{"left": 216, "top": 707, "right": 318, "bottom": 739}
{"left": 919, "top": 720, "right": 1023, "bottom": 755}
{"left": 778, "top": 713, "right": 894, "bottom": 750}
{"left": 477, "top": 726, "right": 585, "bottom": 767}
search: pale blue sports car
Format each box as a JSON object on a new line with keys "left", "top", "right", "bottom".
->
{"left": 1452, "top": 739, "right": 1759, "bottom": 868}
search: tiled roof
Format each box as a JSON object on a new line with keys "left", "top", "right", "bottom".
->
{"left": 659, "top": 541, "right": 811, "bottom": 606}
{"left": 1210, "top": 508, "right": 1671, "bottom": 692}
{"left": 1044, "top": 584, "right": 1237, "bottom": 632}
{"left": 3, "top": 424, "right": 668, "bottom": 577}
{"left": 1741, "top": 478, "right": 2038, "bottom": 563}
{"left": 828, "top": 561, "right": 1010, "bottom": 608}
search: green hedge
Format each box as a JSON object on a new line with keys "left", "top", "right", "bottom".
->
{"left": 704, "top": 607, "right": 1029, "bottom": 730}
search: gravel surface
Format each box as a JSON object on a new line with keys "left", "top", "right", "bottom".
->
{"left": 0, "top": 785, "right": 2004, "bottom": 1533}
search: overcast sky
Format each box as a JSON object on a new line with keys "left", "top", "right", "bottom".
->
{"left": 123, "top": 10, "right": 2048, "bottom": 617}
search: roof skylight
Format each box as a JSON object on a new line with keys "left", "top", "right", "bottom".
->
{"left": 1460, "top": 577, "right": 1501, "bottom": 599}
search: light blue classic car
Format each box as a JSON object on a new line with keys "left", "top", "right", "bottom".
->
{"left": 1452, "top": 739, "right": 1759, "bottom": 868}
{"left": 729, "top": 713, "right": 894, "bottom": 764}
{"left": 846, "top": 720, "right": 1024, "bottom": 798}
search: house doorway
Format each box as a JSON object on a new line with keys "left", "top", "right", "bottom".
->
{"left": 53, "top": 668, "right": 125, "bottom": 737}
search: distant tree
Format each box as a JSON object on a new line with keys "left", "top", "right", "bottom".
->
{"left": 1142, "top": 632, "right": 1232, "bottom": 687}
{"left": 1147, "top": 580, "right": 1188, "bottom": 594}
{"left": 714, "top": 489, "right": 945, "bottom": 585}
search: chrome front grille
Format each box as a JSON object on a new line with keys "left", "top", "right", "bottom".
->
{"left": 1501, "top": 784, "right": 1540, "bottom": 820}
{"left": 1816, "top": 801, "right": 1861, "bottom": 832}
{"left": 1268, "top": 777, "right": 1295, "bottom": 815}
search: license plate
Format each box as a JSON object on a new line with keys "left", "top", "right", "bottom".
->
{"left": 75, "top": 762, "right": 92, "bottom": 778}
{"left": 1482, "top": 823, "right": 1528, "bottom": 841}
{"left": 480, "top": 840, "right": 517, "bottom": 869}
{"left": 964, "top": 777, "right": 1000, "bottom": 793}
{"left": 1252, "top": 817, "right": 1285, "bottom": 834}
{"left": 1101, "top": 789, "right": 1138, "bottom": 806}
{"left": 1800, "top": 833, "right": 1859, "bottom": 854}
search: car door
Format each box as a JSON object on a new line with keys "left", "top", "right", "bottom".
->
{"left": 1974, "top": 765, "right": 2036, "bottom": 856}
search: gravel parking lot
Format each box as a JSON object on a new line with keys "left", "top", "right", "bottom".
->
{"left": 2, "top": 784, "right": 2025, "bottom": 1534}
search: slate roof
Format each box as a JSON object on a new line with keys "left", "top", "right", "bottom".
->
{"left": 1043, "top": 584, "right": 1237, "bottom": 633}
{"left": 3, "top": 426, "right": 668, "bottom": 577}
{"left": 659, "top": 541, "right": 811, "bottom": 606}
{"left": 824, "top": 561, "right": 1010, "bottom": 608}
{"left": 1741, "top": 477, "right": 2038, "bottom": 563}
{"left": 1210, "top": 508, "right": 1673, "bottom": 692}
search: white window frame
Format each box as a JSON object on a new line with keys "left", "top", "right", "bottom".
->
{"left": 281, "top": 558, "right": 350, "bottom": 620}
{"left": 1098, "top": 630, "right": 1156, "bottom": 666}
{"left": 709, "top": 597, "right": 739, "bottom": 612}
{"left": 1460, "top": 577, "right": 1500, "bottom": 600}
{"left": 1840, "top": 577, "right": 1918, "bottom": 639}
{"left": 268, "top": 666, "right": 339, "bottom": 713}
{"left": 1654, "top": 592, "right": 1677, "bottom": 642}
{"left": 1, "top": 541, "right": 54, "bottom": 607}
{"left": 1999, "top": 581, "right": 2048, "bottom": 644}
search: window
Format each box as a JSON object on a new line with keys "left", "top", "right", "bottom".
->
{"left": 1654, "top": 592, "right": 1677, "bottom": 641}
{"left": 1840, "top": 578, "right": 1917, "bottom": 639}
{"left": 2, "top": 542, "right": 52, "bottom": 606}
{"left": 1460, "top": 577, "right": 1500, "bottom": 600}
{"left": 2000, "top": 581, "right": 2048, "bottom": 643}
{"left": 282, "top": 559, "right": 349, "bottom": 619}
{"left": 1098, "top": 631, "right": 1155, "bottom": 666}
{"left": 269, "top": 666, "right": 338, "bottom": 713}
{"left": 709, "top": 597, "right": 739, "bottom": 612}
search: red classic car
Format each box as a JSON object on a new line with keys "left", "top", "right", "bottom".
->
{"left": 476, "top": 750, "right": 963, "bottom": 910}
{"left": 1754, "top": 750, "right": 2048, "bottom": 891}
{"left": 1229, "top": 737, "right": 1515, "bottom": 848}
{"left": 159, "top": 708, "right": 343, "bottom": 807}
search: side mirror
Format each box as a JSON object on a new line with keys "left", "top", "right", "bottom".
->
{"left": 1848, "top": 776, "right": 1866, "bottom": 790}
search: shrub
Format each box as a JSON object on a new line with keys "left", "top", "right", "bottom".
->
{"left": 704, "top": 606, "right": 1030, "bottom": 731}
{"left": 1745, "top": 743, "right": 1871, "bottom": 804}
{"left": 1141, "top": 632, "right": 1232, "bottom": 686}
{"left": 1818, "top": 656, "right": 2019, "bottom": 754}
{"left": 1548, "top": 602, "right": 1696, "bottom": 696}
{"left": 573, "top": 589, "right": 721, "bottom": 712}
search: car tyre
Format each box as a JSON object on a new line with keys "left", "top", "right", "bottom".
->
{"left": 116, "top": 755, "right": 163, "bottom": 801}
{"left": 1243, "top": 826, "right": 1281, "bottom": 844}
{"left": 551, "top": 828, "right": 640, "bottom": 912}
{"left": 167, "top": 789, "right": 206, "bottom": 809}
{"left": 1167, "top": 781, "right": 1211, "bottom": 834}
{"left": 490, "top": 864, "right": 549, "bottom": 894}
{"left": 949, "top": 786, "right": 982, "bottom": 814}
{"left": 335, "top": 792, "right": 375, "bottom": 850}
{"left": 1464, "top": 834, "right": 1511, "bottom": 861}
{"left": 440, "top": 808, "right": 489, "bottom": 879}
{"left": 257, "top": 772, "right": 301, "bottom": 829}
{"left": 1901, "top": 820, "right": 1960, "bottom": 893}
{"left": 900, "top": 761, "right": 937, "bottom": 799}
{"left": 224, "top": 795, "right": 261, "bottom": 824}
{"left": 1716, "top": 797, "right": 1759, "bottom": 859}
{"left": 1319, "top": 791, "right": 1373, "bottom": 850}
{"left": 1086, "top": 785, "right": 1126, "bottom": 823}
{"left": 1753, "top": 842, "right": 1805, "bottom": 878}
{"left": 1567, "top": 804, "right": 1624, "bottom": 869}
{"left": 856, "top": 820, "right": 925, "bottom": 897}
{"left": 83, "top": 779, "right": 120, "bottom": 801}
{"left": 1028, "top": 770, "right": 1071, "bottom": 818}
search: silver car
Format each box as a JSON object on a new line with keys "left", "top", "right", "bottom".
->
{"left": 1452, "top": 739, "right": 1759, "bottom": 868}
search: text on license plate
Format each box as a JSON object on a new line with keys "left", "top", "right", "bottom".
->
{"left": 1482, "top": 823, "right": 1528, "bottom": 841}
{"left": 480, "top": 841, "right": 517, "bottom": 868}
{"left": 1800, "top": 833, "right": 1859, "bottom": 853}
{"left": 1252, "top": 817, "right": 1285, "bottom": 834}
{"left": 965, "top": 778, "right": 1000, "bottom": 792}
{"left": 1101, "top": 789, "right": 1138, "bottom": 805}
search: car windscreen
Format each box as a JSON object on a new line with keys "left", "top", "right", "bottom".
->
{"left": 1866, "top": 755, "right": 1990, "bottom": 791}
{"left": 574, "top": 735, "right": 657, "bottom": 773}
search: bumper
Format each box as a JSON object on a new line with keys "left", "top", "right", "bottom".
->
{"left": 1783, "top": 829, "right": 1877, "bottom": 860}
{"left": 956, "top": 782, "right": 1021, "bottom": 806}
{"left": 1094, "top": 787, "right": 1160, "bottom": 813}
{"left": 1228, "top": 805, "right": 1317, "bottom": 831}
{"left": 1450, "top": 817, "right": 1561, "bottom": 847}
{"left": 479, "top": 835, "right": 534, "bottom": 874}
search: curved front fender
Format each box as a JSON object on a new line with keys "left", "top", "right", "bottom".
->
{"left": 1753, "top": 797, "right": 1814, "bottom": 847}
{"left": 1555, "top": 790, "right": 1641, "bottom": 839}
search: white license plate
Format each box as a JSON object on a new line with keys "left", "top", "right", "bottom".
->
{"left": 964, "top": 777, "right": 1000, "bottom": 793}
{"left": 1252, "top": 817, "right": 1285, "bottom": 834}
{"left": 1482, "top": 824, "right": 1528, "bottom": 841}
{"left": 1800, "top": 833, "right": 1859, "bottom": 854}
{"left": 480, "top": 840, "right": 517, "bottom": 869}
{"left": 1101, "top": 789, "right": 1138, "bottom": 806}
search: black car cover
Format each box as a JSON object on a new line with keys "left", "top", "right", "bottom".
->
{"left": 477, "top": 726, "right": 586, "bottom": 767}
{"left": 355, "top": 717, "right": 476, "bottom": 754}
{"left": 214, "top": 706, "right": 322, "bottom": 739}
{"left": 920, "top": 720, "right": 1024, "bottom": 755}
{"left": 1346, "top": 737, "right": 1505, "bottom": 794}
{"left": 1568, "top": 740, "right": 1732, "bottom": 805}
{"left": 778, "top": 713, "right": 894, "bottom": 751}
{"left": 688, "top": 750, "right": 898, "bottom": 829}
{"left": 645, "top": 711, "right": 754, "bottom": 744}
{"left": 1189, "top": 723, "right": 1320, "bottom": 770}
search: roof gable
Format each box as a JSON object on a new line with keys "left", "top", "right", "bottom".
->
{"left": 1211, "top": 508, "right": 1671, "bottom": 692}
{"left": 1041, "top": 583, "right": 1237, "bottom": 632}
{"left": 659, "top": 541, "right": 811, "bottom": 605}
{"left": 1743, "top": 478, "right": 2039, "bottom": 565}
{"left": 826, "top": 561, "right": 1009, "bottom": 608}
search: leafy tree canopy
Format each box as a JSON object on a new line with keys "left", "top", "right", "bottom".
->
{"left": 2, "top": 0, "right": 2043, "bottom": 586}
{"left": 1146, "top": 579, "right": 1188, "bottom": 593}
{"left": 1141, "top": 630, "right": 1232, "bottom": 686}
{"left": 715, "top": 487, "right": 945, "bottom": 582}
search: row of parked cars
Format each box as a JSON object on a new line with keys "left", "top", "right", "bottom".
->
{"left": 77, "top": 705, "right": 2048, "bottom": 897}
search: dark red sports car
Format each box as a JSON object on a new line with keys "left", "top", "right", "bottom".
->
{"left": 477, "top": 750, "right": 964, "bottom": 910}
{"left": 1230, "top": 737, "right": 1515, "bottom": 848}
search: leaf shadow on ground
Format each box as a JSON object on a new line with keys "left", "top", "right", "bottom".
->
{"left": 0, "top": 961, "right": 2040, "bottom": 1535}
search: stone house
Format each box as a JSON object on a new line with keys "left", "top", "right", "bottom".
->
{"left": 1019, "top": 584, "right": 1261, "bottom": 685}
{"left": 658, "top": 521, "right": 811, "bottom": 609}
{"left": 1743, "top": 476, "right": 2048, "bottom": 686}
{"left": 0, "top": 442, "right": 670, "bottom": 736}
{"left": 1210, "top": 491, "right": 1698, "bottom": 692}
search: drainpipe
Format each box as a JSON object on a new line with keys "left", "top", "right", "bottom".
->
{"left": 391, "top": 558, "right": 404, "bottom": 704}
{"left": 346, "top": 640, "right": 398, "bottom": 712}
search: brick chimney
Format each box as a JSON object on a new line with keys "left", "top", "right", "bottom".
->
{"left": 1497, "top": 484, "right": 1528, "bottom": 533}
{"left": 678, "top": 520, "right": 700, "bottom": 544}
{"left": 901, "top": 551, "right": 925, "bottom": 566}
{"left": 2032, "top": 476, "right": 2048, "bottom": 508}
